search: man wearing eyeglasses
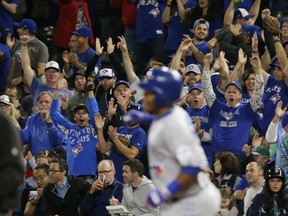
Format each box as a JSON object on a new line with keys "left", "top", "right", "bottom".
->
{"left": 42, "top": 159, "right": 90, "bottom": 216}
{"left": 79, "top": 159, "right": 124, "bottom": 216}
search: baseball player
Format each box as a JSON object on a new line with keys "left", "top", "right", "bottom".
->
{"left": 124, "top": 67, "right": 221, "bottom": 215}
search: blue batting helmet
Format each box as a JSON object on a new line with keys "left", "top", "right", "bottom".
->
{"left": 139, "top": 67, "right": 183, "bottom": 107}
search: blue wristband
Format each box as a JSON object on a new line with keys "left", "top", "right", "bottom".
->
{"left": 181, "top": 167, "right": 200, "bottom": 176}
{"left": 167, "top": 179, "right": 181, "bottom": 194}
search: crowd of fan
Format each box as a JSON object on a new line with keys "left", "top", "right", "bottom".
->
{"left": 1, "top": 0, "right": 288, "bottom": 215}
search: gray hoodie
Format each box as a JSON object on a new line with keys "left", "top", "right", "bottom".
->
{"left": 121, "top": 176, "right": 160, "bottom": 216}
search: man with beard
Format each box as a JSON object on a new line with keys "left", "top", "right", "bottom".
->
{"left": 21, "top": 91, "right": 66, "bottom": 156}
{"left": 185, "top": 18, "right": 215, "bottom": 66}
{"left": 50, "top": 78, "right": 99, "bottom": 182}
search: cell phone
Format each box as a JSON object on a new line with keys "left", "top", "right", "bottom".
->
{"left": 29, "top": 191, "right": 39, "bottom": 199}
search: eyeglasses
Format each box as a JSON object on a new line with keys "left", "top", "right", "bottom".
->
{"left": 48, "top": 169, "right": 61, "bottom": 174}
{"left": 33, "top": 175, "right": 48, "bottom": 182}
{"left": 98, "top": 170, "right": 112, "bottom": 174}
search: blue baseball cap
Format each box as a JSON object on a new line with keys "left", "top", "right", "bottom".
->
{"left": 98, "top": 68, "right": 116, "bottom": 79}
{"left": 242, "top": 24, "right": 262, "bottom": 39}
{"left": 225, "top": 80, "right": 242, "bottom": 91}
{"left": 270, "top": 60, "right": 281, "bottom": 68}
{"left": 193, "top": 18, "right": 210, "bottom": 29}
{"left": 188, "top": 83, "right": 202, "bottom": 93}
{"left": 14, "top": 19, "right": 37, "bottom": 34}
{"left": 71, "top": 26, "right": 92, "bottom": 38}
{"left": 127, "top": 102, "right": 144, "bottom": 112}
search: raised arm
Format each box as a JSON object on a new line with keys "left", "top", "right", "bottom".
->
{"left": 223, "top": 0, "right": 234, "bottom": 29}
{"left": 249, "top": 55, "right": 264, "bottom": 112}
{"left": 248, "top": 0, "right": 261, "bottom": 25}
{"left": 229, "top": 48, "right": 247, "bottom": 82}
{"left": 20, "top": 35, "right": 35, "bottom": 86}
{"left": 162, "top": 0, "right": 172, "bottom": 24}
{"left": 170, "top": 36, "right": 191, "bottom": 71}
{"left": 201, "top": 52, "right": 216, "bottom": 108}
{"left": 273, "top": 35, "right": 288, "bottom": 86}
{"left": 265, "top": 101, "right": 286, "bottom": 143}
{"left": 94, "top": 113, "right": 113, "bottom": 153}
{"left": 217, "top": 51, "right": 230, "bottom": 92}
{"left": 118, "top": 36, "right": 139, "bottom": 84}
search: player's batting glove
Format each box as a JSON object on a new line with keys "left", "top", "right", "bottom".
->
{"left": 147, "top": 187, "right": 171, "bottom": 207}
{"left": 123, "top": 110, "right": 154, "bottom": 126}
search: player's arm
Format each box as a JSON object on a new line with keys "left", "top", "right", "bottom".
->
{"left": 95, "top": 113, "right": 113, "bottom": 153}
{"left": 201, "top": 52, "right": 216, "bottom": 108}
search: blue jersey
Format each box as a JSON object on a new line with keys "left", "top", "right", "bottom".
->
{"left": 21, "top": 113, "right": 65, "bottom": 155}
{"left": 72, "top": 47, "right": 95, "bottom": 74}
{"left": 0, "top": 44, "right": 11, "bottom": 92}
{"left": 210, "top": 99, "right": 256, "bottom": 157}
{"left": 187, "top": 105, "right": 214, "bottom": 166}
{"left": 0, "top": 0, "right": 19, "bottom": 37}
{"left": 50, "top": 97, "right": 99, "bottom": 176}
{"left": 164, "top": 0, "right": 196, "bottom": 51}
{"left": 29, "top": 77, "right": 73, "bottom": 106}
{"left": 262, "top": 76, "right": 288, "bottom": 133}
{"left": 136, "top": 0, "right": 165, "bottom": 43}
{"left": 109, "top": 125, "right": 147, "bottom": 182}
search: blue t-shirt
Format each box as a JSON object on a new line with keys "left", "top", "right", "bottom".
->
{"left": 210, "top": 99, "right": 256, "bottom": 157}
{"left": 185, "top": 42, "right": 215, "bottom": 65}
{"left": 50, "top": 97, "right": 99, "bottom": 176}
{"left": 0, "top": 44, "right": 11, "bottom": 91}
{"left": 109, "top": 125, "right": 147, "bottom": 182}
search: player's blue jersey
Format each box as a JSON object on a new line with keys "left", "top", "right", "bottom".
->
{"left": 109, "top": 125, "right": 147, "bottom": 182}
{"left": 262, "top": 75, "right": 288, "bottom": 133}
{"left": 50, "top": 97, "right": 99, "bottom": 176}
{"left": 210, "top": 99, "right": 255, "bottom": 157}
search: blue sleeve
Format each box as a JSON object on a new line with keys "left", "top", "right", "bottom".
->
{"left": 50, "top": 99, "right": 74, "bottom": 129}
{"left": 131, "top": 129, "right": 147, "bottom": 154}
{"left": 234, "top": 174, "right": 250, "bottom": 191}
{"left": 21, "top": 116, "right": 32, "bottom": 144}
{"left": 88, "top": 97, "right": 99, "bottom": 130}
{"left": 46, "top": 123, "right": 65, "bottom": 148}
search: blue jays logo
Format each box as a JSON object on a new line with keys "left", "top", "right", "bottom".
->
{"left": 72, "top": 144, "right": 83, "bottom": 157}
{"left": 149, "top": 8, "right": 160, "bottom": 18}
{"left": 269, "top": 93, "right": 281, "bottom": 104}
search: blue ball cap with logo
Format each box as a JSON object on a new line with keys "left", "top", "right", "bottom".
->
{"left": 225, "top": 80, "right": 242, "bottom": 91}
{"left": 188, "top": 83, "right": 202, "bottom": 93}
{"left": 14, "top": 19, "right": 37, "bottom": 34}
{"left": 71, "top": 26, "right": 92, "bottom": 38}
